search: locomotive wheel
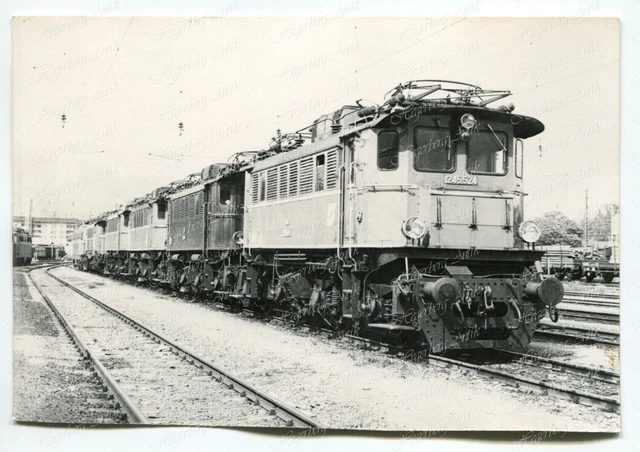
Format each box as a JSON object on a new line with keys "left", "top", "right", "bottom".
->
{"left": 190, "top": 283, "right": 204, "bottom": 299}
{"left": 254, "top": 297, "right": 274, "bottom": 317}
{"left": 586, "top": 275, "right": 595, "bottom": 282}
{"left": 554, "top": 272, "right": 565, "bottom": 281}
{"left": 331, "top": 318, "right": 354, "bottom": 339}
{"left": 602, "top": 274, "right": 614, "bottom": 284}
{"left": 321, "top": 310, "right": 344, "bottom": 331}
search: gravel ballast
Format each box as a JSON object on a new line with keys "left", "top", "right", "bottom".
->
{"left": 13, "top": 269, "right": 126, "bottom": 424}
{"left": 37, "top": 271, "right": 292, "bottom": 427}
{"left": 37, "top": 267, "right": 619, "bottom": 431}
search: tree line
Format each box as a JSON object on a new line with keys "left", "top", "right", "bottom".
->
{"left": 531, "top": 202, "right": 618, "bottom": 246}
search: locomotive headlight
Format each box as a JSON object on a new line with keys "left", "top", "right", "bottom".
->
{"left": 460, "top": 113, "right": 476, "bottom": 129}
{"left": 401, "top": 217, "right": 427, "bottom": 240}
{"left": 518, "top": 221, "right": 541, "bottom": 243}
{"left": 232, "top": 231, "right": 244, "bottom": 245}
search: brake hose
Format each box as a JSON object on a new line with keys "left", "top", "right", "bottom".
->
{"left": 506, "top": 299, "right": 523, "bottom": 330}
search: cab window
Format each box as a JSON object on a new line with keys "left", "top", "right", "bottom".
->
{"left": 220, "top": 184, "right": 232, "bottom": 205}
{"left": 414, "top": 127, "right": 455, "bottom": 172}
{"left": 515, "top": 139, "right": 523, "bottom": 178}
{"left": 468, "top": 131, "right": 508, "bottom": 175}
{"left": 377, "top": 131, "right": 399, "bottom": 170}
{"left": 157, "top": 201, "right": 167, "bottom": 219}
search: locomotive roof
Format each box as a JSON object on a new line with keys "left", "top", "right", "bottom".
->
{"left": 168, "top": 164, "right": 249, "bottom": 201}
{"left": 79, "top": 81, "right": 543, "bottom": 224}
{"left": 167, "top": 182, "right": 206, "bottom": 200}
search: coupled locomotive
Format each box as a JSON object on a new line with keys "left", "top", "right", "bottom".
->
{"left": 71, "top": 80, "right": 564, "bottom": 353}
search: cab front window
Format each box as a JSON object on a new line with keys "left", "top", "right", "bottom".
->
{"left": 467, "top": 130, "right": 508, "bottom": 175}
{"left": 413, "top": 126, "right": 456, "bottom": 173}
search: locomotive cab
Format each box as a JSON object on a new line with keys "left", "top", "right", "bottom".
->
{"left": 344, "top": 105, "right": 545, "bottom": 275}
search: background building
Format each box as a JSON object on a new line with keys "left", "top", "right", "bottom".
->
{"left": 12, "top": 216, "right": 82, "bottom": 247}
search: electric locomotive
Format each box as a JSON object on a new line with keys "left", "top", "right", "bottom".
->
{"left": 241, "top": 80, "right": 563, "bottom": 353}
{"left": 74, "top": 80, "right": 563, "bottom": 354}
{"left": 13, "top": 229, "right": 33, "bottom": 266}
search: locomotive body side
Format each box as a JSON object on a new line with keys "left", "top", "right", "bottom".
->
{"left": 105, "top": 214, "right": 120, "bottom": 253}
{"left": 84, "top": 225, "right": 95, "bottom": 257}
{"left": 70, "top": 226, "right": 86, "bottom": 264}
{"left": 129, "top": 201, "right": 168, "bottom": 252}
{"left": 168, "top": 184, "right": 206, "bottom": 253}
{"left": 163, "top": 171, "right": 246, "bottom": 293}
{"left": 103, "top": 212, "right": 131, "bottom": 275}
{"left": 246, "top": 138, "right": 341, "bottom": 250}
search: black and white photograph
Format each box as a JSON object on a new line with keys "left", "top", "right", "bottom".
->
{"left": 7, "top": 5, "right": 634, "bottom": 446}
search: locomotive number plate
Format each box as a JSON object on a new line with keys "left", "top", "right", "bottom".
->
{"left": 444, "top": 175, "right": 478, "bottom": 185}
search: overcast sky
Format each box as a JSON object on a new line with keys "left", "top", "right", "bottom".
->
{"left": 12, "top": 16, "right": 619, "bottom": 222}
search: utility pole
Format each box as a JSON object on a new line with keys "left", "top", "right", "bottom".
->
{"left": 26, "top": 199, "right": 33, "bottom": 235}
{"left": 584, "top": 190, "right": 589, "bottom": 248}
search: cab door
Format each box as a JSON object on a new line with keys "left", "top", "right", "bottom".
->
{"left": 207, "top": 173, "right": 245, "bottom": 250}
{"left": 342, "top": 138, "right": 359, "bottom": 248}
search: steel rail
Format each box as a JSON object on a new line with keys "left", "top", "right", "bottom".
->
{"left": 496, "top": 350, "right": 619, "bottom": 384}
{"left": 556, "top": 310, "right": 619, "bottom": 325}
{"left": 535, "top": 324, "right": 619, "bottom": 346}
{"left": 560, "top": 299, "right": 619, "bottom": 309}
{"left": 563, "top": 291, "right": 619, "bottom": 300}
{"left": 565, "top": 281, "right": 619, "bottom": 287}
{"left": 315, "top": 330, "right": 621, "bottom": 413}
{"left": 563, "top": 297, "right": 618, "bottom": 306}
{"left": 46, "top": 268, "right": 322, "bottom": 429}
{"left": 27, "top": 267, "right": 149, "bottom": 424}
{"left": 428, "top": 355, "right": 619, "bottom": 413}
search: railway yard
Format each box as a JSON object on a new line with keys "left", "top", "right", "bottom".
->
{"left": 14, "top": 264, "right": 620, "bottom": 431}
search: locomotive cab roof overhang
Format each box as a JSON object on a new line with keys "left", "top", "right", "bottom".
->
{"left": 374, "top": 105, "right": 545, "bottom": 139}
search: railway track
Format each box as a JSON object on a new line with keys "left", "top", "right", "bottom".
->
{"left": 200, "top": 288, "right": 624, "bottom": 414}
{"left": 319, "top": 328, "right": 620, "bottom": 413}
{"left": 33, "top": 267, "right": 321, "bottom": 428}
{"left": 497, "top": 350, "right": 619, "bottom": 385}
{"left": 535, "top": 323, "right": 619, "bottom": 346}
{"left": 556, "top": 308, "right": 619, "bottom": 325}
{"left": 55, "top": 267, "right": 621, "bottom": 414}
{"left": 430, "top": 354, "right": 619, "bottom": 413}
{"left": 561, "top": 299, "right": 619, "bottom": 310}
{"left": 26, "top": 267, "right": 136, "bottom": 424}
{"left": 253, "top": 313, "right": 621, "bottom": 413}
{"left": 558, "top": 292, "right": 620, "bottom": 311}
{"left": 564, "top": 291, "right": 619, "bottom": 300}
{"left": 562, "top": 281, "right": 619, "bottom": 288}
